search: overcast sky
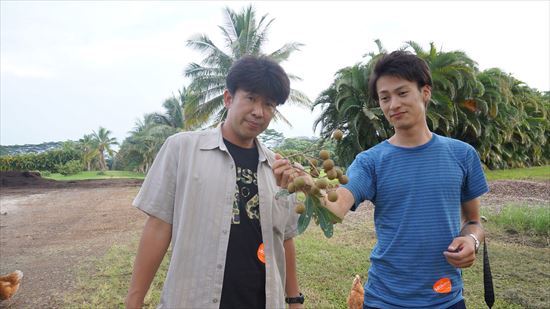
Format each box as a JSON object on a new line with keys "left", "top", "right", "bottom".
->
{"left": 1, "top": 1, "right": 549, "bottom": 146}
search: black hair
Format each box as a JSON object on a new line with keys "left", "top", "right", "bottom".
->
{"left": 368, "top": 50, "right": 432, "bottom": 101}
{"left": 226, "top": 55, "right": 290, "bottom": 105}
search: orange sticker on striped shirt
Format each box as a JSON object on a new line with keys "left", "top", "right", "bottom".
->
{"left": 433, "top": 277, "right": 452, "bottom": 294}
{"left": 257, "top": 243, "right": 265, "bottom": 264}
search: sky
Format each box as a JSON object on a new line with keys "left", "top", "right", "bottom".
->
{"left": 1, "top": 1, "right": 549, "bottom": 146}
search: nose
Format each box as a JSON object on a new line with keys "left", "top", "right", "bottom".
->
{"left": 389, "top": 97, "right": 402, "bottom": 110}
{"left": 251, "top": 100, "right": 264, "bottom": 118}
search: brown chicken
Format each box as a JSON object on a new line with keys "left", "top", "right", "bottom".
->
{"left": 347, "top": 274, "right": 364, "bottom": 309}
{"left": 0, "top": 270, "right": 23, "bottom": 301}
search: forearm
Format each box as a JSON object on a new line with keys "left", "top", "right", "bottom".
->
{"left": 283, "top": 238, "right": 300, "bottom": 297}
{"left": 460, "top": 198, "right": 485, "bottom": 242}
{"left": 126, "top": 216, "right": 172, "bottom": 308}
{"left": 323, "top": 187, "right": 355, "bottom": 219}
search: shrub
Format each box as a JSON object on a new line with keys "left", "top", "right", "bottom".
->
{"left": 56, "top": 160, "right": 83, "bottom": 176}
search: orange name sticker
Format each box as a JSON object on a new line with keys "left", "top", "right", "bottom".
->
{"left": 433, "top": 277, "right": 452, "bottom": 294}
{"left": 257, "top": 243, "right": 266, "bottom": 264}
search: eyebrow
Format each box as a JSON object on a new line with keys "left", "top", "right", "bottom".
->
{"left": 378, "top": 84, "right": 411, "bottom": 94}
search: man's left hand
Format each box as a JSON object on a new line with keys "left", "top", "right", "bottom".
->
{"left": 443, "top": 236, "right": 476, "bottom": 268}
{"left": 288, "top": 303, "right": 304, "bottom": 309}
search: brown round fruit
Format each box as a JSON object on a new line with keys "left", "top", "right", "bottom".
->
{"left": 326, "top": 169, "right": 337, "bottom": 180}
{"left": 332, "top": 129, "right": 344, "bottom": 141}
{"left": 323, "top": 159, "right": 334, "bottom": 171}
{"left": 335, "top": 167, "right": 343, "bottom": 178}
{"left": 309, "top": 158, "right": 318, "bottom": 167}
{"left": 338, "top": 175, "right": 349, "bottom": 184}
{"left": 295, "top": 203, "right": 306, "bottom": 214}
{"left": 327, "top": 191, "right": 338, "bottom": 202}
{"left": 315, "top": 178, "right": 329, "bottom": 189}
{"left": 287, "top": 182, "right": 296, "bottom": 193}
{"left": 293, "top": 177, "right": 305, "bottom": 189}
{"left": 319, "top": 150, "right": 330, "bottom": 160}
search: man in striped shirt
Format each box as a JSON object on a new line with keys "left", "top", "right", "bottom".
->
{"left": 275, "top": 51, "right": 488, "bottom": 309}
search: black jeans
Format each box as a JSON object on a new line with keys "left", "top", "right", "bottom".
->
{"left": 365, "top": 299, "right": 466, "bottom": 309}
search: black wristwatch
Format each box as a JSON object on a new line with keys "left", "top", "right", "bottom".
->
{"left": 285, "top": 293, "right": 305, "bottom": 304}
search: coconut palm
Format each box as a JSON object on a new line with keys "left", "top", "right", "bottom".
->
{"left": 78, "top": 134, "right": 99, "bottom": 171}
{"left": 184, "top": 5, "right": 311, "bottom": 126}
{"left": 92, "top": 127, "right": 118, "bottom": 171}
{"left": 149, "top": 87, "right": 199, "bottom": 131}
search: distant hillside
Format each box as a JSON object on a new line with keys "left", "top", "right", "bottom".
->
{"left": 0, "top": 142, "right": 64, "bottom": 156}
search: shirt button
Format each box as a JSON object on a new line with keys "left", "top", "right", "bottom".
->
{"left": 217, "top": 264, "right": 223, "bottom": 269}
{"left": 213, "top": 298, "right": 218, "bottom": 303}
{"left": 223, "top": 230, "right": 228, "bottom": 234}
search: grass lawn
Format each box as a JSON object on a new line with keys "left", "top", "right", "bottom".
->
{"left": 64, "top": 206, "right": 549, "bottom": 309}
{"left": 484, "top": 165, "right": 549, "bottom": 181}
{"left": 44, "top": 170, "right": 144, "bottom": 181}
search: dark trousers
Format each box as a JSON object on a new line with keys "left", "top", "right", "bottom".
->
{"left": 365, "top": 299, "right": 466, "bottom": 309}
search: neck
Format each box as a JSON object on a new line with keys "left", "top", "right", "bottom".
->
{"left": 389, "top": 125, "right": 432, "bottom": 147}
{"left": 221, "top": 122, "right": 255, "bottom": 148}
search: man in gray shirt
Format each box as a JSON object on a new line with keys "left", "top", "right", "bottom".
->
{"left": 125, "top": 56, "right": 304, "bottom": 309}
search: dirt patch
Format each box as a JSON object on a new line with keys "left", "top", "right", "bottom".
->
{"left": 0, "top": 176, "right": 146, "bottom": 309}
{"left": 0, "top": 175, "right": 548, "bottom": 308}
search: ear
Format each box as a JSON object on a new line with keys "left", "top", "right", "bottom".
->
{"left": 223, "top": 89, "right": 232, "bottom": 108}
{"left": 422, "top": 85, "right": 432, "bottom": 105}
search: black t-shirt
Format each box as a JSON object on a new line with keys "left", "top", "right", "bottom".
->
{"left": 220, "top": 139, "right": 265, "bottom": 309}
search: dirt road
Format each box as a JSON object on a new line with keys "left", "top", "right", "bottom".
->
{"left": 0, "top": 174, "right": 548, "bottom": 308}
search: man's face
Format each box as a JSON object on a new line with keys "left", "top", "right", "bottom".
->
{"left": 376, "top": 75, "right": 431, "bottom": 132}
{"left": 223, "top": 89, "right": 277, "bottom": 147}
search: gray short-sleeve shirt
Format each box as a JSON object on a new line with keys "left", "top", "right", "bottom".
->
{"left": 133, "top": 126, "right": 299, "bottom": 308}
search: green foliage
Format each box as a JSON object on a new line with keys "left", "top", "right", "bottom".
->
{"left": 0, "top": 148, "right": 82, "bottom": 172}
{"left": 313, "top": 40, "right": 550, "bottom": 169}
{"left": 55, "top": 159, "right": 83, "bottom": 176}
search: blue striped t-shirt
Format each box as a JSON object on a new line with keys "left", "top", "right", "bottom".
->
{"left": 343, "top": 133, "right": 489, "bottom": 309}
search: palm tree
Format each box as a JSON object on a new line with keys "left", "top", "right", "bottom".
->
{"left": 92, "top": 127, "right": 118, "bottom": 171}
{"left": 78, "top": 134, "right": 99, "bottom": 171}
{"left": 117, "top": 115, "right": 178, "bottom": 173}
{"left": 184, "top": 5, "right": 311, "bottom": 126}
{"left": 149, "top": 87, "right": 198, "bottom": 131}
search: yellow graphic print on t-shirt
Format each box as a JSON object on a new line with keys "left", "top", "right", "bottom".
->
{"left": 231, "top": 167, "right": 259, "bottom": 224}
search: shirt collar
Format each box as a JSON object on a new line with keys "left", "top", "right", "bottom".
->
{"left": 198, "top": 123, "right": 273, "bottom": 166}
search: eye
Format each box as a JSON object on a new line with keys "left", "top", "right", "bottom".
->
{"left": 399, "top": 91, "right": 408, "bottom": 96}
{"left": 379, "top": 96, "right": 389, "bottom": 103}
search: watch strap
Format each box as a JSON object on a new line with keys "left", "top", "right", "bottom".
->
{"left": 285, "top": 293, "right": 304, "bottom": 304}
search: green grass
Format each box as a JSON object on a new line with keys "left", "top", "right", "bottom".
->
{"left": 44, "top": 170, "right": 144, "bottom": 181}
{"left": 64, "top": 243, "right": 170, "bottom": 309}
{"left": 484, "top": 165, "right": 549, "bottom": 181}
{"left": 64, "top": 210, "right": 550, "bottom": 309}
{"left": 482, "top": 204, "right": 550, "bottom": 236}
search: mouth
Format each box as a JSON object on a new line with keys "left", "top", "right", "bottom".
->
{"left": 390, "top": 112, "right": 405, "bottom": 118}
{"left": 246, "top": 120, "right": 262, "bottom": 129}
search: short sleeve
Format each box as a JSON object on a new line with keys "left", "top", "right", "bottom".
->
{"left": 461, "top": 146, "right": 489, "bottom": 202}
{"left": 133, "top": 135, "right": 179, "bottom": 224}
{"left": 343, "top": 152, "right": 376, "bottom": 211}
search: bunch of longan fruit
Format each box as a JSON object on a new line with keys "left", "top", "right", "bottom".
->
{"left": 278, "top": 129, "right": 346, "bottom": 237}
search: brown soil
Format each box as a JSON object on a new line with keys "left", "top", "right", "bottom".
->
{"left": 0, "top": 172, "right": 548, "bottom": 308}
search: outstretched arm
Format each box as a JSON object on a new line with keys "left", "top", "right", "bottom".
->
{"left": 126, "top": 215, "right": 172, "bottom": 309}
{"left": 443, "top": 198, "right": 484, "bottom": 268}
